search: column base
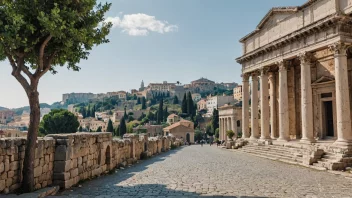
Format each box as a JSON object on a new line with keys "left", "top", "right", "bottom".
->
{"left": 300, "top": 138, "right": 316, "bottom": 144}
{"left": 333, "top": 139, "right": 352, "bottom": 148}
{"left": 260, "top": 136, "right": 271, "bottom": 140}
{"left": 276, "top": 137, "right": 290, "bottom": 142}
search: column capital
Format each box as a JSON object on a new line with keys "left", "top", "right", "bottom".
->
{"left": 276, "top": 60, "right": 290, "bottom": 71}
{"left": 241, "top": 73, "right": 250, "bottom": 81}
{"left": 251, "top": 71, "right": 260, "bottom": 78}
{"left": 329, "top": 42, "right": 350, "bottom": 56}
{"left": 298, "top": 52, "right": 313, "bottom": 64}
{"left": 260, "top": 67, "right": 270, "bottom": 76}
{"left": 268, "top": 71, "right": 275, "bottom": 80}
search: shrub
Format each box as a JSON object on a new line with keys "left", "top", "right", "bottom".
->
{"left": 226, "top": 130, "right": 235, "bottom": 139}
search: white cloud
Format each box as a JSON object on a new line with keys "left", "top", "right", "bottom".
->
{"left": 105, "top": 13, "right": 178, "bottom": 36}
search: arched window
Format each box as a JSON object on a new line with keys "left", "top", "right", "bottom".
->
{"left": 237, "top": 120, "right": 241, "bottom": 127}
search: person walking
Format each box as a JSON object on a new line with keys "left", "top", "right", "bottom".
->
{"left": 200, "top": 140, "right": 203, "bottom": 147}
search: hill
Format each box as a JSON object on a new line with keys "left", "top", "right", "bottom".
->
{"left": 0, "top": 106, "right": 8, "bottom": 111}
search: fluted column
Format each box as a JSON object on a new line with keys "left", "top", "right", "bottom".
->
{"left": 232, "top": 116, "right": 237, "bottom": 138}
{"left": 278, "top": 61, "right": 290, "bottom": 141}
{"left": 330, "top": 42, "right": 352, "bottom": 145}
{"left": 260, "top": 68, "right": 270, "bottom": 140}
{"left": 219, "top": 118, "right": 223, "bottom": 140}
{"left": 299, "top": 52, "right": 315, "bottom": 143}
{"left": 268, "top": 72, "right": 277, "bottom": 139}
{"left": 251, "top": 73, "right": 259, "bottom": 139}
{"left": 227, "top": 117, "right": 231, "bottom": 140}
{"left": 242, "top": 74, "right": 250, "bottom": 138}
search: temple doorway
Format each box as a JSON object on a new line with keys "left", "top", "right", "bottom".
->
{"left": 324, "top": 101, "right": 334, "bottom": 137}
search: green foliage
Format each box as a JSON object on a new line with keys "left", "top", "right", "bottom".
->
{"left": 187, "top": 92, "right": 195, "bottom": 117}
{"left": 194, "top": 130, "right": 204, "bottom": 142}
{"left": 215, "top": 128, "right": 220, "bottom": 139}
{"left": 106, "top": 119, "right": 114, "bottom": 132}
{"left": 163, "top": 106, "right": 169, "bottom": 122}
{"left": 136, "top": 97, "right": 141, "bottom": 105}
{"left": 211, "top": 109, "right": 219, "bottom": 132}
{"left": 138, "top": 112, "right": 146, "bottom": 121}
{"left": 182, "top": 93, "right": 187, "bottom": 114}
{"left": 96, "top": 126, "right": 102, "bottom": 132}
{"left": 226, "top": 130, "right": 235, "bottom": 139}
{"left": 119, "top": 117, "right": 127, "bottom": 138}
{"left": 128, "top": 115, "right": 135, "bottom": 123}
{"left": 78, "top": 126, "right": 83, "bottom": 132}
{"left": 114, "top": 126, "right": 120, "bottom": 137}
{"left": 173, "top": 96, "right": 179, "bottom": 104}
{"left": 39, "top": 109, "right": 79, "bottom": 135}
{"left": 141, "top": 97, "right": 147, "bottom": 109}
{"left": 157, "top": 99, "right": 164, "bottom": 124}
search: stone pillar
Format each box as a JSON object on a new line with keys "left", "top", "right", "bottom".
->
{"left": 227, "top": 117, "right": 231, "bottom": 140}
{"left": 242, "top": 74, "right": 250, "bottom": 138}
{"left": 260, "top": 68, "right": 271, "bottom": 140}
{"left": 232, "top": 116, "right": 237, "bottom": 138}
{"left": 220, "top": 118, "right": 224, "bottom": 141}
{"left": 278, "top": 61, "right": 290, "bottom": 141}
{"left": 330, "top": 42, "right": 352, "bottom": 145}
{"left": 299, "top": 52, "right": 315, "bottom": 143}
{"left": 251, "top": 73, "right": 259, "bottom": 140}
{"left": 268, "top": 72, "right": 277, "bottom": 139}
{"left": 219, "top": 118, "right": 222, "bottom": 140}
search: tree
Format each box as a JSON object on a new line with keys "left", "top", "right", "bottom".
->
{"left": 96, "top": 126, "right": 102, "bottom": 132}
{"left": 187, "top": 92, "right": 194, "bottom": 116}
{"left": 119, "top": 117, "right": 127, "bottom": 138}
{"left": 78, "top": 126, "right": 83, "bottom": 132}
{"left": 114, "top": 126, "right": 120, "bottom": 137}
{"left": 128, "top": 115, "right": 135, "bottom": 123}
{"left": 194, "top": 130, "right": 204, "bottom": 142}
{"left": 163, "top": 106, "right": 169, "bottom": 122}
{"left": 39, "top": 109, "right": 80, "bottom": 135}
{"left": 124, "top": 106, "right": 128, "bottom": 119}
{"left": 215, "top": 128, "right": 220, "bottom": 139}
{"left": 173, "top": 96, "right": 179, "bottom": 104}
{"left": 106, "top": 119, "right": 114, "bottom": 132}
{"left": 86, "top": 106, "right": 91, "bottom": 117}
{"left": 136, "top": 97, "right": 141, "bottom": 105}
{"left": 141, "top": 97, "right": 147, "bottom": 109}
{"left": 138, "top": 112, "right": 146, "bottom": 121}
{"left": 157, "top": 99, "right": 164, "bottom": 124}
{"left": 82, "top": 107, "right": 87, "bottom": 118}
{"left": 212, "top": 109, "right": 219, "bottom": 132}
{"left": 182, "top": 93, "right": 187, "bottom": 114}
{"left": 226, "top": 130, "right": 235, "bottom": 140}
{"left": 0, "top": 1, "right": 112, "bottom": 191}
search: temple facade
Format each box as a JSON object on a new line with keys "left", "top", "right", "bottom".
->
{"left": 236, "top": 0, "right": 352, "bottom": 150}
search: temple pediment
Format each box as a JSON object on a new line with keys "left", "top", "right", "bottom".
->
{"left": 312, "top": 76, "right": 335, "bottom": 84}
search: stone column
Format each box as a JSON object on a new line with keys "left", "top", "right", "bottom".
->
{"left": 242, "top": 74, "right": 250, "bottom": 138}
{"left": 268, "top": 72, "right": 277, "bottom": 139}
{"left": 232, "top": 116, "right": 237, "bottom": 138}
{"left": 227, "top": 117, "right": 232, "bottom": 140}
{"left": 219, "top": 118, "right": 223, "bottom": 140}
{"left": 278, "top": 61, "right": 290, "bottom": 141}
{"left": 251, "top": 73, "right": 259, "bottom": 139}
{"left": 330, "top": 42, "right": 352, "bottom": 145}
{"left": 260, "top": 68, "right": 271, "bottom": 140}
{"left": 299, "top": 52, "right": 315, "bottom": 143}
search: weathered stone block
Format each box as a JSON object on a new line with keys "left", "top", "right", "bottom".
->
{"left": 7, "top": 171, "right": 14, "bottom": 178}
{"left": 54, "top": 160, "right": 72, "bottom": 173}
{"left": 34, "top": 166, "right": 43, "bottom": 178}
{"left": 5, "top": 178, "right": 12, "bottom": 188}
{"left": 0, "top": 163, "right": 4, "bottom": 174}
{"left": 0, "top": 180, "right": 5, "bottom": 191}
{"left": 54, "top": 145, "right": 70, "bottom": 161}
{"left": 70, "top": 168, "right": 79, "bottom": 178}
{"left": 53, "top": 172, "right": 70, "bottom": 181}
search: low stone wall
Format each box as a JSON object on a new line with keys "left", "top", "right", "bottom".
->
{"left": 0, "top": 132, "right": 182, "bottom": 194}
{"left": 0, "top": 137, "right": 55, "bottom": 193}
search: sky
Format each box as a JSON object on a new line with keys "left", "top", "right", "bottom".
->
{"left": 0, "top": 0, "right": 307, "bottom": 108}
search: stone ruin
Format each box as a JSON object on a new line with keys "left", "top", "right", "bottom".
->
{"left": 0, "top": 132, "right": 183, "bottom": 194}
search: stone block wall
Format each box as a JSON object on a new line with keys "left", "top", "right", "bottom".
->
{"left": 47, "top": 133, "right": 112, "bottom": 189}
{"left": 0, "top": 137, "right": 55, "bottom": 194}
{"left": 0, "top": 132, "right": 183, "bottom": 194}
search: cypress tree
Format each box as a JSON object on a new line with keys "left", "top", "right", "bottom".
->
{"left": 96, "top": 126, "right": 102, "bottom": 132}
{"left": 91, "top": 105, "right": 96, "bottom": 118}
{"left": 141, "top": 97, "right": 147, "bottom": 109}
{"left": 157, "top": 99, "right": 164, "bottom": 124}
{"left": 114, "top": 126, "right": 120, "bottom": 137}
{"left": 78, "top": 126, "right": 83, "bottom": 132}
{"left": 182, "top": 93, "right": 187, "bottom": 114}
{"left": 124, "top": 106, "right": 128, "bottom": 119}
{"left": 86, "top": 106, "right": 91, "bottom": 117}
{"left": 107, "top": 119, "right": 114, "bottom": 132}
{"left": 187, "top": 92, "right": 194, "bottom": 116}
{"left": 137, "top": 97, "right": 141, "bottom": 105}
{"left": 82, "top": 107, "right": 87, "bottom": 118}
{"left": 173, "top": 96, "right": 179, "bottom": 104}
{"left": 163, "top": 106, "right": 169, "bottom": 122}
{"left": 119, "top": 117, "right": 127, "bottom": 138}
{"left": 212, "top": 108, "right": 219, "bottom": 132}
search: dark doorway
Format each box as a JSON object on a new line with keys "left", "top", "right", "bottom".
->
{"left": 324, "top": 101, "right": 334, "bottom": 137}
{"left": 186, "top": 133, "right": 190, "bottom": 143}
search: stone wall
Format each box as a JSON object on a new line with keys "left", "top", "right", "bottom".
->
{"left": 0, "top": 137, "right": 55, "bottom": 193}
{"left": 0, "top": 132, "right": 182, "bottom": 194}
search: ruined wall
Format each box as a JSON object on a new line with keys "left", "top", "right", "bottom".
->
{"left": 0, "top": 133, "right": 182, "bottom": 194}
{"left": 0, "top": 137, "right": 55, "bottom": 193}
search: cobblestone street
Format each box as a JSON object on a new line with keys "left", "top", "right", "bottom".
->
{"left": 57, "top": 145, "right": 352, "bottom": 198}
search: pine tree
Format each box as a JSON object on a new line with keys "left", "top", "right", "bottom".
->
{"left": 119, "top": 117, "right": 127, "bottom": 138}
{"left": 182, "top": 93, "right": 187, "bottom": 114}
{"left": 157, "top": 99, "right": 164, "bottom": 124}
{"left": 107, "top": 119, "right": 114, "bottom": 132}
{"left": 141, "top": 97, "right": 147, "bottom": 109}
{"left": 173, "top": 96, "right": 179, "bottom": 104}
{"left": 187, "top": 92, "right": 194, "bottom": 116}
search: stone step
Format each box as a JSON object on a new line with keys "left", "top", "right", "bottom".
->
{"left": 244, "top": 145, "right": 294, "bottom": 155}
{"left": 241, "top": 148, "right": 303, "bottom": 163}
{"left": 313, "top": 160, "right": 346, "bottom": 170}
{"left": 242, "top": 146, "right": 304, "bottom": 157}
{"left": 242, "top": 147, "right": 297, "bottom": 159}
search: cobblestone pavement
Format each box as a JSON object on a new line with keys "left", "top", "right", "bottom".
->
{"left": 57, "top": 145, "right": 352, "bottom": 198}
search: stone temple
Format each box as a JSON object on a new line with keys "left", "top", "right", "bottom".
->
{"left": 234, "top": 0, "right": 352, "bottom": 170}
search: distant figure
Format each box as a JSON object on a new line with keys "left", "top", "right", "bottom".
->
{"left": 200, "top": 140, "right": 204, "bottom": 147}
{"left": 217, "top": 140, "right": 221, "bottom": 147}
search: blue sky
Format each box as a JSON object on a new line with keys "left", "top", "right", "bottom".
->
{"left": 0, "top": 0, "right": 307, "bottom": 108}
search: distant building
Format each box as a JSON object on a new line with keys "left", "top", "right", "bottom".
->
{"left": 62, "top": 93, "right": 95, "bottom": 104}
{"left": 139, "top": 80, "right": 145, "bottom": 91}
{"left": 167, "top": 114, "right": 180, "bottom": 125}
{"left": 0, "top": 110, "right": 15, "bottom": 124}
{"left": 0, "top": 129, "right": 27, "bottom": 138}
{"left": 191, "top": 93, "right": 202, "bottom": 102}
{"left": 233, "top": 85, "right": 243, "bottom": 101}
{"left": 106, "top": 91, "right": 127, "bottom": 100}
{"left": 218, "top": 82, "right": 238, "bottom": 90}
{"left": 147, "top": 81, "right": 176, "bottom": 93}
{"left": 218, "top": 105, "right": 242, "bottom": 141}
{"left": 67, "top": 104, "right": 75, "bottom": 113}
{"left": 206, "top": 95, "right": 235, "bottom": 116}
{"left": 164, "top": 120, "right": 195, "bottom": 143}
{"left": 133, "top": 124, "right": 163, "bottom": 137}
{"left": 197, "top": 99, "right": 207, "bottom": 111}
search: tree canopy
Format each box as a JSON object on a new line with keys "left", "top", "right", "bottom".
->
{"left": 106, "top": 119, "right": 114, "bottom": 132}
{"left": 39, "top": 109, "right": 79, "bottom": 135}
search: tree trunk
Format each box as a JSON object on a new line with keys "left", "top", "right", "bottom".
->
{"left": 21, "top": 90, "right": 40, "bottom": 193}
